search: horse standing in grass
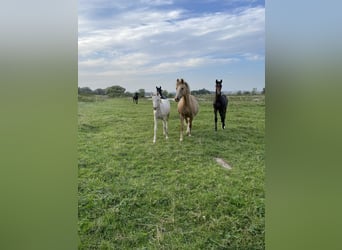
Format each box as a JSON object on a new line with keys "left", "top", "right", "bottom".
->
{"left": 133, "top": 92, "right": 139, "bottom": 104}
{"left": 152, "top": 91, "right": 170, "bottom": 143}
{"left": 174, "top": 79, "right": 199, "bottom": 141}
{"left": 213, "top": 79, "right": 228, "bottom": 131}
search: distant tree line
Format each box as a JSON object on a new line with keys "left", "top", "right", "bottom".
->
{"left": 191, "top": 88, "right": 212, "bottom": 95}
{"left": 78, "top": 85, "right": 265, "bottom": 98}
{"left": 234, "top": 87, "right": 265, "bottom": 96}
{"left": 190, "top": 88, "right": 265, "bottom": 96}
{"left": 78, "top": 85, "right": 146, "bottom": 98}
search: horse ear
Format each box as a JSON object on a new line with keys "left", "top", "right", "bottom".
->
{"left": 177, "top": 78, "right": 179, "bottom": 82}
{"left": 220, "top": 79, "right": 222, "bottom": 83}
{"left": 216, "top": 79, "right": 218, "bottom": 83}
{"left": 181, "top": 79, "right": 184, "bottom": 83}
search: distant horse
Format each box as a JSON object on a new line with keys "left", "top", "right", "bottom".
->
{"left": 152, "top": 93, "right": 170, "bottom": 143}
{"left": 133, "top": 92, "right": 139, "bottom": 104}
{"left": 213, "top": 79, "right": 228, "bottom": 131}
{"left": 156, "top": 86, "right": 167, "bottom": 99}
{"left": 174, "top": 78, "right": 199, "bottom": 141}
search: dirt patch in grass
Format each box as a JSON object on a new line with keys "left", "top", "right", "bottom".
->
{"left": 214, "top": 157, "right": 232, "bottom": 170}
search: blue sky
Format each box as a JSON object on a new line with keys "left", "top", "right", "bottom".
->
{"left": 78, "top": 0, "right": 264, "bottom": 93}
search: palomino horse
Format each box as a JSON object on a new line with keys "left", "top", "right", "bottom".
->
{"left": 213, "top": 79, "right": 228, "bottom": 131}
{"left": 132, "top": 92, "right": 139, "bottom": 104}
{"left": 174, "top": 79, "right": 199, "bottom": 141}
{"left": 152, "top": 91, "right": 170, "bottom": 143}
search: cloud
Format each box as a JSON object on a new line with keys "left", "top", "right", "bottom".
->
{"left": 140, "top": 0, "right": 173, "bottom": 6}
{"left": 242, "top": 53, "right": 264, "bottom": 61}
{"left": 78, "top": 1, "right": 264, "bottom": 91}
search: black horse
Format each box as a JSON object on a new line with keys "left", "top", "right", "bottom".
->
{"left": 133, "top": 92, "right": 139, "bottom": 104}
{"left": 213, "top": 79, "right": 228, "bottom": 131}
{"left": 156, "top": 86, "right": 167, "bottom": 99}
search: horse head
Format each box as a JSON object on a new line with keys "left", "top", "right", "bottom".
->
{"left": 215, "top": 79, "right": 223, "bottom": 95}
{"left": 175, "top": 78, "right": 190, "bottom": 102}
{"left": 152, "top": 94, "right": 161, "bottom": 110}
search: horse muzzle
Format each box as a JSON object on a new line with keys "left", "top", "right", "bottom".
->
{"left": 174, "top": 97, "right": 180, "bottom": 102}
{"left": 153, "top": 107, "right": 157, "bottom": 110}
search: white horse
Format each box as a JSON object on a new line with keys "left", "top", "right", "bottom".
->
{"left": 152, "top": 94, "right": 170, "bottom": 143}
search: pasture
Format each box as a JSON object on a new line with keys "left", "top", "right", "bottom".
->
{"left": 78, "top": 94, "right": 265, "bottom": 249}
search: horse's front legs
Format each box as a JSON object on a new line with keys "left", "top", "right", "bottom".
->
{"left": 186, "top": 117, "right": 192, "bottom": 136}
{"left": 179, "top": 116, "right": 184, "bottom": 141}
{"left": 163, "top": 119, "right": 169, "bottom": 140}
{"left": 153, "top": 115, "right": 157, "bottom": 143}
{"left": 219, "top": 109, "right": 226, "bottom": 129}
{"left": 214, "top": 109, "right": 218, "bottom": 131}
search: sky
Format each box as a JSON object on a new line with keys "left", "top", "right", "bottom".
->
{"left": 78, "top": 0, "right": 265, "bottom": 93}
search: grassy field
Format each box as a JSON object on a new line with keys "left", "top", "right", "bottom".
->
{"left": 78, "top": 94, "right": 265, "bottom": 249}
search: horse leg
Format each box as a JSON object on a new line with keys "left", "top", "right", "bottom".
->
{"left": 214, "top": 108, "right": 218, "bottom": 131}
{"left": 189, "top": 118, "right": 193, "bottom": 136}
{"left": 219, "top": 109, "right": 226, "bottom": 129}
{"left": 186, "top": 117, "right": 190, "bottom": 136}
{"left": 163, "top": 119, "right": 169, "bottom": 140}
{"left": 186, "top": 117, "right": 192, "bottom": 136}
{"left": 153, "top": 115, "right": 157, "bottom": 143}
{"left": 162, "top": 119, "right": 165, "bottom": 135}
{"left": 179, "top": 115, "right": 184, "bottom": 142}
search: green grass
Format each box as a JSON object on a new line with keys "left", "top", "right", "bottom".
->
{"left": 78, "top": 95, "right": 265, "bottom": 249}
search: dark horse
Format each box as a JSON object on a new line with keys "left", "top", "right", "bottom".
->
{"left": 213, "top": 79, "right": 228, "bottom": 131}
{"left": 156, "top": 86, "right": 167, "bottom": 99}
{"left": 133, "top": 92, "right": 139, "bottom": 104}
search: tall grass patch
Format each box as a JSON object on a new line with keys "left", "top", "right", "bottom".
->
{"left": 79, "top": 95, "right": 265, "bottom": 249}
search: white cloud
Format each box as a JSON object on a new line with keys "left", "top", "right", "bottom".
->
{"left": 140, "top": 0, "right": 173, "bottom": 6}
{"left": 242, "top": 53, "right": 264, "bottom": 61}
{"left": 78, "top": 2, "right": 264, "bottom": 91}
